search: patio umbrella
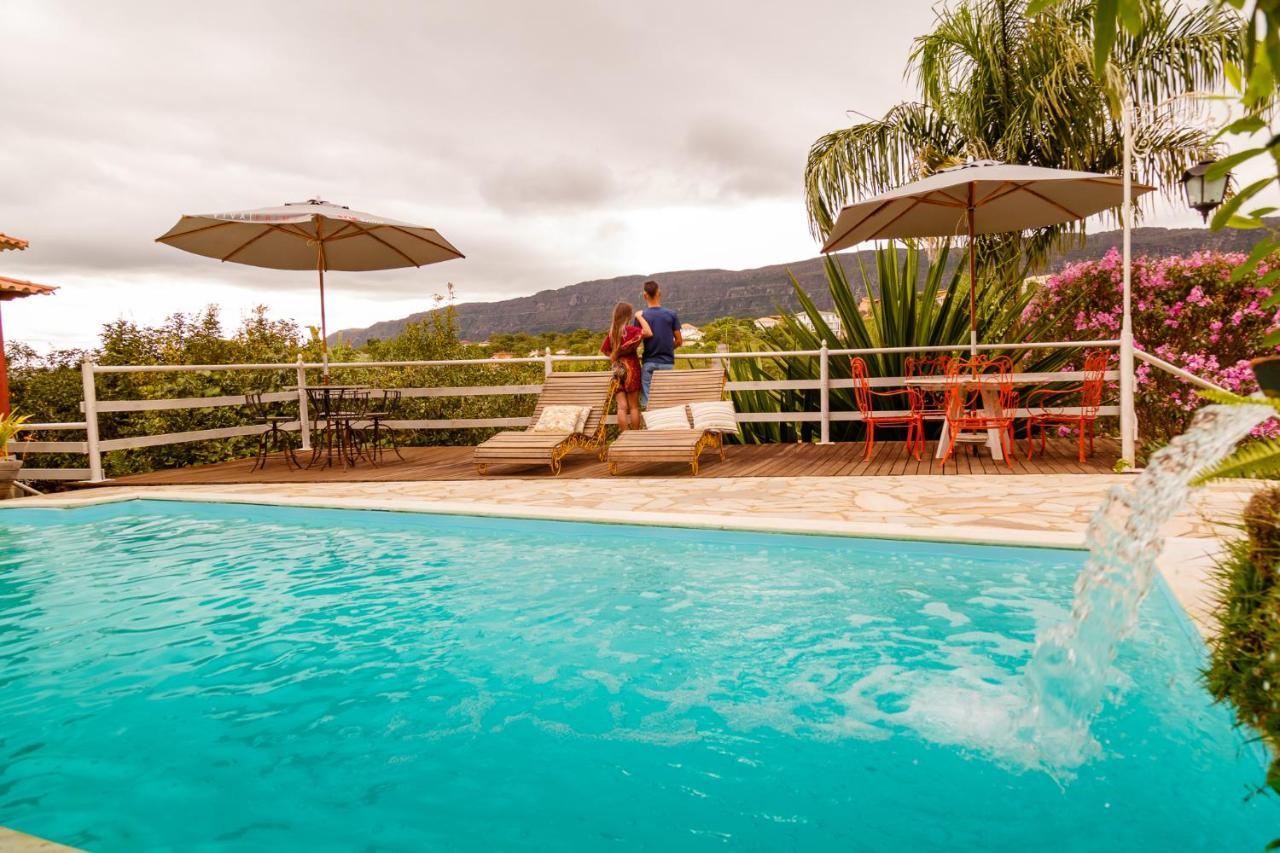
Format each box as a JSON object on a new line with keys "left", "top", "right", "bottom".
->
{"left": 156, "top": 199, "right": 463, "bottom": 375}
{"left": 820, "top": 160, "right": 1154, "bottom": 352}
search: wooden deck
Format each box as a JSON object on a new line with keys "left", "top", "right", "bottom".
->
{"left": 101, "top": 436, "right": 1121, "bottom": 485}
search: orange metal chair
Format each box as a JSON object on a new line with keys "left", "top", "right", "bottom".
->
{"left": 905, "top": 354, "right": 952, "bottom": 451}
{"left": 1025, "top": 350, "right": 1109, "bottom": 463}
{"left": 938, "top": 356, "right": 1018, "bottom": 469}
{"left": 851, "top": 357, "right": 924, "bottom": 461}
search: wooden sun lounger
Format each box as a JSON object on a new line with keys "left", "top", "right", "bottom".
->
{"left": 606, "top": 367, "right": 728, "bottom": 476}
{"left": 474, "top": 371, "right": 616, "bottom": 475}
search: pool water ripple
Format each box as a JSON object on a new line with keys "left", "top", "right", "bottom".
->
{"left": 0, "top": 500, "right": 1275, "bottom": 851}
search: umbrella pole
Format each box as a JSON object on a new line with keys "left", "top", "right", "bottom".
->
{"left": 967, "top": 184, "right": 977, "bottom": 356}
{"left": 318, "top": 264, "right": 330, "bottom": 382}
{"left": 316, "top": 218, "right": 330, "bottom": 383}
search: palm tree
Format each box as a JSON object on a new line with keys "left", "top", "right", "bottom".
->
{"left": 804, "top": 0, "right": 1241, "bottom": 265}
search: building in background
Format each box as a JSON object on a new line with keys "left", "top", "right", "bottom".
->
{"left": 793, "top": 310, "right": 842, "bottom": 337}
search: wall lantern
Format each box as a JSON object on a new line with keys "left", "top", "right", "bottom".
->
{"left": 1181, "top": 160, "right": 1231, "bottom": 223}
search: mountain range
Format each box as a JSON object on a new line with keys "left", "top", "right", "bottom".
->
{"left": 331, "top": 221, "right": 1277, "bottom": 346}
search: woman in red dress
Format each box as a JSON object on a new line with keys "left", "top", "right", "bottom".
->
{"left": 601, "top": 302, "right": 650, "bottom": 431}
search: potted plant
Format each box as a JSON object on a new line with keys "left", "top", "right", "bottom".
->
{"left": 1252, "top": 356, "right": 1280, "bottom": 399}
{"left": 0, "top": 411, "right": 31, "bottom": 487}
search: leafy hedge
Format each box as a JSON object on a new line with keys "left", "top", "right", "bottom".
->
{"left": 1206, "top": 487, "right": 1280, "bottom": 808}
{"left": 10, "top": 305, "right": 542, "bottom": 479}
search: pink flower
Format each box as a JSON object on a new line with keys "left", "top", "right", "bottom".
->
{"left": 1037, "top": 246, "right": 1280, "bottom": 444}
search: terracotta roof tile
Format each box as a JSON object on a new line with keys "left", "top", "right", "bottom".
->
{"left": 0, "top": 275, "right": 57, "bottom": 301}
{"left": 0, "top": 233, "right": 28, "bottom": 251}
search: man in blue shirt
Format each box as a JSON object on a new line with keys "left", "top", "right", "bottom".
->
{"left": 635, "top": 279, "right": 681, "bottom": 407}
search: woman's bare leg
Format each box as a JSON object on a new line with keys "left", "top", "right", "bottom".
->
{"left": 616, "top": 394, "right": 631, "bottom": 433}
{"left": 627, "top": 392, "right": 641, "bottom": 429}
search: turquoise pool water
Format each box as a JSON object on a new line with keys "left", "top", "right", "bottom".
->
{"left": 0, "top": 500, "right": 1274, "bottom": 850}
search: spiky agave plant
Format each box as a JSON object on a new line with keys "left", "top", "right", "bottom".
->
{"left": 728, "top": 241, "right": 1083, "bottom": 443}
{"left": 0, "top": 411, "right": 31, "bottom": 461}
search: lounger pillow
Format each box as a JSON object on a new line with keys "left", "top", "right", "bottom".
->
{"left": 689, "top": 400, "right": 739, "bottom": 434}
{"left": 532, "top": 405, "right": 591, "bottom": 433}
{"left": 643, "top": 405, "right": 692, "bottom": 430}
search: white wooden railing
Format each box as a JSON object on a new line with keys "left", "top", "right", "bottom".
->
{"left": 9, "top": 338, "right": 1228, "bottom": 482}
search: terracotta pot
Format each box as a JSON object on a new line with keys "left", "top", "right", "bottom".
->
{"left": 1251, "top": 356, "right": 1280, "bottom": 399}
{"left": 0, "top": 459, "right": 21, "bottom": 500}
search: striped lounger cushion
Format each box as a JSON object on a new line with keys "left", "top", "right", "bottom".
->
{"left": 689, "top": 401, "right": 738, "bottom": 434}
{"left": 642, "top": 405, "right": 692, "bottom": 430}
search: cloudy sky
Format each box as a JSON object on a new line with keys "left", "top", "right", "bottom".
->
{"left": 1, "top": 1, "right": 1273, "bottom": 351}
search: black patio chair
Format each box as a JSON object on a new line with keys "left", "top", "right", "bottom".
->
{"left": 361, "top": 389, "right": 405, "bottom": 464}
{"left": 246, "top": 392, "right": 300, "bottom": 471}
{"left": 305, "top": 386, "right": 369, "bottom": 468}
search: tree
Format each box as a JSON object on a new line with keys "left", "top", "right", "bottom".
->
{"left": 1057, "top": 0, "right": 1278, "bottom": 334}
{"left": 804, "top": 0, "right": 1241, "bottom": 272}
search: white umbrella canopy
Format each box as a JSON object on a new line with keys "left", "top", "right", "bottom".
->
{"left": 821, "top": 161, "right": 1154, "bottom": 250}
{"left": 157, "top": 199, "right": 464, "bottom": 373}
{"left": 820, "top": 161, "right": 1155, "bottom": 351}
{"left": 157, "top": 199, "right": 463, "bottom": 270}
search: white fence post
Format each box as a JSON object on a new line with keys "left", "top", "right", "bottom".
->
{"left": 714, "top": 343, "right": 728, "bottom": 371}
{"left": 544, "top": 346, "right": 553, "bottom": 377}
{"left": 819, "top": 342, "right": 831, "bottom": 445}
{"left": 295, "top": 355, "right": 311, "bottom": 452}
{"left": 81, "top": 358, "right": 104, "bottom": 482}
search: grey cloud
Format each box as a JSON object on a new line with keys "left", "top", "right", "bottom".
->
{"left": 479, "top": 159, "right": 621, "bottom": 213}
{"left": 0, "top": 0, "right": 941, "bottom": 348}
{"left": 681, "top": 117, "right": 799, "bottom": 200}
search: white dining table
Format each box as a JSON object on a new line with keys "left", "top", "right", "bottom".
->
{"left": 903, "top": 375, "right": 1025, "bottom": 461}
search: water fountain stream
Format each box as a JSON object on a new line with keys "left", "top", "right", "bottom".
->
{"left": 1020, "top": 402, "right": 1275, "bottom": 767}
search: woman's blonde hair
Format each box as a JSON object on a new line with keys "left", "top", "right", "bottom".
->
{"left": 608, "top": 302, "right": 634, "bottom": 360}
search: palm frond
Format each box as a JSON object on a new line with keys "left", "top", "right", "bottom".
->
{"left": 1193, "top": 436, "right": 1280, "bottom": 484}
{"left": 803, "top": 104, "right": 961, "bottom": 237}
{"left": 1113, "top": 0, "right": 1242, "bottom": 107}
{"left": 803, "top": 0, "right": 1246, "bottom": 256}
{"left": 1198, "top": 387, "right": 1266, "bottom": 407}
{"left": 1186, "top": 390, "right": 1280, "bottom": 483}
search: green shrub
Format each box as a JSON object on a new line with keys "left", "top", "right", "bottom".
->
{"left": 1206, "top": 486, "right": 1280, "bottom": 799}
{"left": 10, "top": 304, "right": 542, "bottom": 479}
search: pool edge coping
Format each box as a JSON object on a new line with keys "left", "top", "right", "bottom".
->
{"left": 8, "top": 488, "right": 1091, "bottom": 549}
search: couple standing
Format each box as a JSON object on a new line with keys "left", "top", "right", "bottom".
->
{"left": 600, "top": 279, "right": 682, "bottom": 431}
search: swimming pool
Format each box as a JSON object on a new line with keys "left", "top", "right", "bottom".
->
{"left": 0, "top": 500, "right": 1273, "bottom": 850}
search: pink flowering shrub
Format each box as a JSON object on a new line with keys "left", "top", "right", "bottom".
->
{"left": 1025, "top": 248, "right": 1280, "bottom": 452}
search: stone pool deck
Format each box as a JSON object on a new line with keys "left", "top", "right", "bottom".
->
{"left": 14, "top": 473, "right": 1262, "bottom": 637}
